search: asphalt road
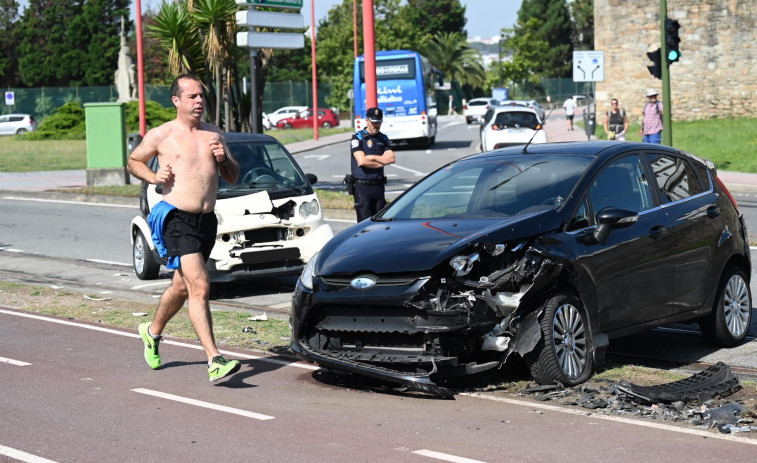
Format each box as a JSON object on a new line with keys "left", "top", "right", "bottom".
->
{"left": 3, "top": 119, "right": 757, "bottom": 460}
{"left": 2, "top": 307, "right": 756, "bottom": 463}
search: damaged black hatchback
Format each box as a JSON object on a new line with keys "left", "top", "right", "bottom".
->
{"left": 291, "top": 141, "right": 752, "bottom": 396}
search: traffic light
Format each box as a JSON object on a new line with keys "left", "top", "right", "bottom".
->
{"left": 665, "top": 18, "right": 681, "bottom": 64}
{"left": 647, "top": 48, "right": 662, "bottom": 79}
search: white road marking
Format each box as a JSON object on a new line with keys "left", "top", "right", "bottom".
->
{"left": 132, "top": 388, "right": 275, "bottom": 420}
{"left": 0, "top": 308, "right": 318, "bottom": 371}
{"left": 130, "top": 281, "right": 171, "bottom": 290}
{"left": 2, "top": 196, "right": 137, "bottom": 208}
{"left": 460, "top": 392, "right": 757, "bottom": 446}
{"left": 303, "top": 154, "right": 330, "bottom": 161}
{"left": 0, "top": 356, "right": 31, "bottom": 366}
{"left": 390, "top": 163, "right": 427, "bottom": 177}
{"left": 87, "top": 259, "right": 131, "bottom": 267}
{"left": 412, "top": 449, "right": 487, "bottom": 463}
{"left": 0, "top": 444, "right": 59, "bottom": 463}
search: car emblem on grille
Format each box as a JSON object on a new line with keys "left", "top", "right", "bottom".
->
{"left": 350, "top": 275, "right": 377, "bottom": 290}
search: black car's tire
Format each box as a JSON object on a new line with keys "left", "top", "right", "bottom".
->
{"left": 699, "top": 266, "right": 751, "bottom": 347}
{"left": 526, "top": 293, "right": 593, "bottom": 386}
{"left": 133, "top": 229, "right": 160, "bottom": 280}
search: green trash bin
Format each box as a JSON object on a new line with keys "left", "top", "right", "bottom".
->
{"left": 84, "top": 102, "right": 128, "bottom": 186}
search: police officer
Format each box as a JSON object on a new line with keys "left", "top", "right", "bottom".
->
{"left": 348, "top": 107, "right": 395, "bottom": 221}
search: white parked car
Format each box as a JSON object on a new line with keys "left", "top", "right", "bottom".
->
{"left": 480, "top": 106, "right": 547, "bottom": 152}
{"left": 130, "top": 132, "right": 333, "bottom": 281}
{"left": 0, "top": 113, "right": 36, "bottom": 135}
{"left": 463, "top": 97, "right": 498, "bottom": 124}
{"left": 263, "top": 106, "right": 308, "bottom": 130}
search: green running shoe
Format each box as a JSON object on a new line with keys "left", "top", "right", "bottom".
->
{"left": 208, "top": 355, "right": 241, "bottom": 382}
{"left": 138, "top": 323, "right": 161, "bottom": 369}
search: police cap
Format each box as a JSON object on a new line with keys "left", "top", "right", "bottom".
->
{"left": 366, "top": 107, "right": 383, "bottom": 122}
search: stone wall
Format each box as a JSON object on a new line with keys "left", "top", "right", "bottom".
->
{"left": 594, "top": 0, "right": 757, "bottom": 123}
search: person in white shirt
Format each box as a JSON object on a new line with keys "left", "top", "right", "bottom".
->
{"left": 563, "top": 96, "right": 576, "bottom": 131}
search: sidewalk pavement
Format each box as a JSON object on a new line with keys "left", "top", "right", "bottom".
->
{"left": 2, "top": 120, "right": 757, "bottom": 195}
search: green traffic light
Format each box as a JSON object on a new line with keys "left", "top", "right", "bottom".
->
{"left": 668, "top": 50, "right": 680, "bottom": 61}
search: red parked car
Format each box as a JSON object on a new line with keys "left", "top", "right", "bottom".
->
{"left": 276, "top": 108, "right": 339, "bottom": 129}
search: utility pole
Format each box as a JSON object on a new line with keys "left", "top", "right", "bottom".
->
{"left": 660, "top": 0, "right": 672, "bottom": 146}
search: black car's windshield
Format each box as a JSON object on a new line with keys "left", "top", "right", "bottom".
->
{"left": 381, "top": 154, "right": 591, "bottom": 220}
{"left": 220, "top": 141, "right": 308, "bottom": 193}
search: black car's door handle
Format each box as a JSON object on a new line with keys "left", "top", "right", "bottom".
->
{"left": 648, "top": 225, "right": 668, "bottom": 240}
{"left": 707, "top": 205, "right": 720, "bottom": 219}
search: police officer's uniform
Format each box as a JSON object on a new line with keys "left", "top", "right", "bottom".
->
{"left": 349, "top": 108, "right": 391, "bottom": 221}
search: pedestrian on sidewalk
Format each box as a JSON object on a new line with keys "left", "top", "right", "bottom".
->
{"left": 127, "top": 73, "right": 242, "bottom": 382}
{"left": 639, "top": 88, "right": 663, "bottom": 144}
{"left": 603, "top": 98, "right": 629, "bottom": 140}
{"left": 345, "top": 107, "right": 395, "bottom": 222}
{"left": 563, "top": 96, "right": 576, "bottom": 131}
{"left": 447, "top": 94, "right": 457, "bottom": 116}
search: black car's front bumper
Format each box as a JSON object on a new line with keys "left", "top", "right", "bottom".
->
{"left": 290, "top": 338, "right": 455, "bottom": 399}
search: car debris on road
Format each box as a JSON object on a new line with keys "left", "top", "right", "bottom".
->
{"left": 519, "top": 362, "right": 756, "bottom": 434}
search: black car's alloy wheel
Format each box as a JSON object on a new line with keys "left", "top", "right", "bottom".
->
{"left": 527, "top": 293, "right": 593, "bottom": 386}
{"left": 700, "top": 266, "right": 752, "bottom": 346}
{"left": 133, "top": 229, "right": 160, "bottom": 280}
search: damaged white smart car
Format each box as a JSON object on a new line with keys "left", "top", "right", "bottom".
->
{"left": 130, "top": 132, "right": 333, "bottom": 281}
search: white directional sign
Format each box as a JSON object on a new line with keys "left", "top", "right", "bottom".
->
{"left": 235, "top": 0, "right": 303, "bottom": 8}
{"left": 573, "top": 50, "right": 605, "bottom": 82}
{"left": 236, "top": 31, "right": 304, "bottom": 49}
{"left": 236, "top": 10, "right": 304, "bottom": 29}
{"left": 5, "top": 91, "right": 14, "bottom": 105}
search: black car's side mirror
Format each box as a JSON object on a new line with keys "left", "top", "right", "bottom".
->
{"left": 306, "top": 173, "right": 318, "bottom": 185}
{"left": 594, "top": 207, "right": 638, "bottom": 245}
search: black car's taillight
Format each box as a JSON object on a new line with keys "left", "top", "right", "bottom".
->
{"left": 715, "top": 175, "right": 739, "bottom": 210}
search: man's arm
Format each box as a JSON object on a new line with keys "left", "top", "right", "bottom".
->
{"left": 210, "top": 136, "right": 239, "bottom": 184}
{"left": 352, "top": 150, "right": 385, "bottom": 169}
{"left": 127, "top": 129, "right": 173, "bottom": 185}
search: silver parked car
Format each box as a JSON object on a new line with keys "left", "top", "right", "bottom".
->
{"left": 0, "top": 114, "right": 36, "bottom": 135}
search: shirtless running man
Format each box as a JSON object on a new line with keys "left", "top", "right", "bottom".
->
{"left": 128, "top": 74, "right": 242, "bottom": 382}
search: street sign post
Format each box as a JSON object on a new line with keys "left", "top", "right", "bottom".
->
{"left": 5, "top": 91, "right": 14, "bottom": 106}
{"left": 572, "top": 50, "right": 605, "bottom": 82}
{"left": 235, "top": 0, "right": 306, "bottom": 133}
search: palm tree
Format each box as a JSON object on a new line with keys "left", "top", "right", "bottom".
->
{"left": 189, "top": 0, "right": 237, "bottom": 127}
{"left": 422, "top": 32, "right": 486, "bottom": 89}
{"left": 147, "top": 1, "right": 203, "bottom": 77}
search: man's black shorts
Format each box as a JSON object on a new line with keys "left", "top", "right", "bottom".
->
{"left": 163, "top": 209, "right": 218, "bottom": 262}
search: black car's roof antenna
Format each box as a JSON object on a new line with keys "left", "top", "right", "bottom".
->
{"left": 522, "top": 104, "right": 555, "bottom": 154}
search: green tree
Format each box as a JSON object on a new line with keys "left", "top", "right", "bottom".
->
{"left": 17, "top": 0, "right": 130, "bottom": 86}
{"left": 516, "top": 0, "right": 572, "bottom": 78}
{"left": 190, "top": 0, "right": 238, "bottom": 127}
{"left": 316, "top": 0, "right": 445, "bottom": 111}
{"left": 0, "top": 0, "right": 20, "bottom": 87}
{"left": 421, "top": 32, "right": 485, "bottom": 89}
{"left": 147, "top": 1, "right": 204, "bottom": 77}
{"left": 501, "top": 18, "right": 550, "bottom": 94}
{"left": 570, "top": 0, "right": 594, "bottom": 50}
{"left": 403, "top": 0, "right": 467, "bottom": 39}
{"left": 17, "top": 0, "right": 83, "bottom": 86}
{"left": 80, "top": 0, "right": 131, "bottom": 85}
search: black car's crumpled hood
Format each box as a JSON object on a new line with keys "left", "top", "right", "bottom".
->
{"left": 317, "top": 209, "right": 562, "bottom": 275}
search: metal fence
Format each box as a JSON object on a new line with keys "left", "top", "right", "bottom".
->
{"left": 1, "top": 82, "right": 335, "bottom": 121}
{"left": 1, "top": 78, "right": 585, "bottom": 121}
